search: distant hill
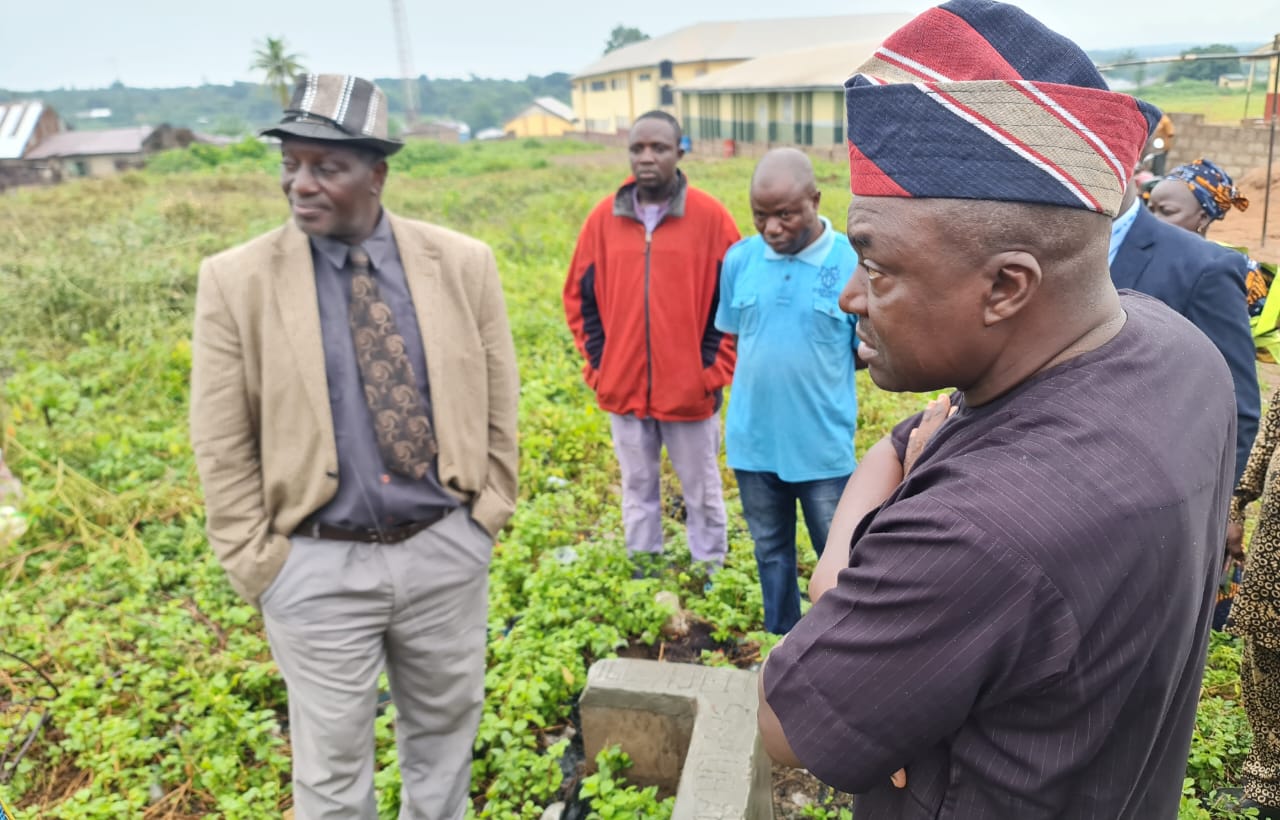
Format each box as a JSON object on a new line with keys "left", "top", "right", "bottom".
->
{"left": 1087, "top": 42, "right": 1266, "bottom": 61}
{"left": 0, "top": 73, "right": 573, "bottom": 136}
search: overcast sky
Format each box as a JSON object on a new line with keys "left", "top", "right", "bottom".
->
{"left": 4, "top": 0, "right": 1278, "bottom": 91}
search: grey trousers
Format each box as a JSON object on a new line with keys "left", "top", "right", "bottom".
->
{"left": 260, "top": 507, "right": 492, "bottom": 820}
{"left": 608, "top": 413, "right": 728, "bottom": 564}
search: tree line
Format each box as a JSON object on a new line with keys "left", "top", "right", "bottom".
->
{"left": 1094, "top": 43, "right": 1264, "bottom": 88}
{"left": 0, "top": 74, "right": 573, "bottom": 136}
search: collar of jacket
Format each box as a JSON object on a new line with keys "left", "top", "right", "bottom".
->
{"left": 612, "top": 169, "right": 688, "bottom": 221}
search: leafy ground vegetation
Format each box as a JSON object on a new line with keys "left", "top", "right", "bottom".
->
{"left": 1127, "top": 79, "right": 1273, "bottom": 124}
{"left": 0, "top": 138, "right": 1259, "bottom": 818}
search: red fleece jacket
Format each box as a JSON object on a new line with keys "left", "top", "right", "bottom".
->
{"left": 564, "top": 174, "right": 740, "bottom": 421}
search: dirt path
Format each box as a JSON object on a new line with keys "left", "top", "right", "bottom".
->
{"left": 1210, "top": 165, "right": 1280, "bottom": 265}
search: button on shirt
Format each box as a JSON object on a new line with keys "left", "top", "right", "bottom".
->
{"left": 715, "top": 217, "right": 860, "bottom": 481}
{"left": 306, "top": 212, "right": 458, "bottom": 529}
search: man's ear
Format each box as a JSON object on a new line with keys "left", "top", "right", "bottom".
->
{"left": 983, "top": 251, "right": 1042, "bottom": 327}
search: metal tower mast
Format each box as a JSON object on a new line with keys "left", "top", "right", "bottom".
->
{"left": 390, "top": 0, "right": 418, "bottom": 125}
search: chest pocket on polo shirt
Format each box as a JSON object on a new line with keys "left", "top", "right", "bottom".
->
{"left": 732, "top": 292, "right": 761, "bottom": 337}
{"left": 811, "top": 299, "right": 849, "bottom": 344}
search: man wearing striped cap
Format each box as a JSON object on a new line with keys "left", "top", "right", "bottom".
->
{"left": 190, "top": 74, "right": 518, "bottom": 818}
{"left": 757, "top": 2, "right": 1235, "bottom": 816}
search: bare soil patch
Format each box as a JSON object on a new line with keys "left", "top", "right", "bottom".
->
{"left": 1214, "top": 164, "right": 1280, "bottom": 265}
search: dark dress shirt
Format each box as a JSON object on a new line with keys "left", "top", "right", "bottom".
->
{"left": 305, "top": 211, "right": 458, "bottom": 529}
{"left": 765, "top": 293, "right": 1234, "bottom": 818}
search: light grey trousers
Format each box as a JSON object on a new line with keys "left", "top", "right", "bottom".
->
{"left": 260, "top": 507, "right": 492, "bottom": 820}
{"left": 608, "top": 412, "right": 728, "bottom": 564}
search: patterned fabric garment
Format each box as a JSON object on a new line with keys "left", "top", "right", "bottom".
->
{"left": 1229, "top": 389, "right": 1280, "bottom": 802}
{"left": 347, "top": 246, "right": 437, "bottom": 479}
{"left": 1247, "top": 262, "right": 1271, "bottom": 318}
{"left": 1229, "top": 389, "right": 1280, "bottom": 650}
{"left": 1242, "top": 638, "right": 1280, "bottom": 805}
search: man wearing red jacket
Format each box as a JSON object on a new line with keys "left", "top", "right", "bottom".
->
{"left": 564, "top": 110, "right": 740, "bottom": 572}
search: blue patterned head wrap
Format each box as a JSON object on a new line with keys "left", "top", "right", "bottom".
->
{"left": 1165, "top": 159, "right": 1250, "bottom": 221}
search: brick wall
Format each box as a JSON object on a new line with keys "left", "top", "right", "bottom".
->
{"left": 0, "top": 161, "right": 54, "bottom": 192}
{"left": 1167, "top": 113, "right": 1280, "bottom": 179}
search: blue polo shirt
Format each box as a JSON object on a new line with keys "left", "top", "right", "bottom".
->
{"left": 716, "top": 217, "right": 860, "bottom": 481}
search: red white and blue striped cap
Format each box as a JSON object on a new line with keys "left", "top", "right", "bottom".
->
{"left": 845, "top": 0, "right": 1160, "bottom": 217}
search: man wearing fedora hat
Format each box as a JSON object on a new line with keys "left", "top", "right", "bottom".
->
{"left": 757, "top": 2, "right": 1235, "bottom": 817}
{"left": 190, "top": 74, "right": 518, "bottom": 819}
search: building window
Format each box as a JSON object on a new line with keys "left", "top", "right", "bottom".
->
{"left": 792, "top": 93, "right": 813, "bottom": 145}
{"left": 659, "top": 60, "right": 674, "bottom": 80}
{"left": 637, "top": 73, "right": 651, "bottom": 81}
{"left": 660, "top": 85, "right": 674, "bottom": 106}
{"left": 590, "top": 80, "right": 606, "bottom": 92}
{"left": 835, "top": 92, "right": 845, "bottom": 144}
{"left": 611, "top": 78, "right": 619, "bottom": 90}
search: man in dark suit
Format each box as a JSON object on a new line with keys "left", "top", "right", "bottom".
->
{"left": 1111, "top": 182, "right": 1258, "bottom": 483}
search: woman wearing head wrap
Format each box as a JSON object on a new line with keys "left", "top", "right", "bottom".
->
{"left": 1148, "top": 159, "right": 1271, "bottom": 321}
{"left": 1150, "top": 158, "right": 1248, "bottom": 234}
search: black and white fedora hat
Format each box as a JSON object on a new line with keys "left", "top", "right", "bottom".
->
{"left": 260, "top": 73, "right": 404, "bottom": 156}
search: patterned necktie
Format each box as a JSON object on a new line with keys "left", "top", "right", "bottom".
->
{"left": 347, "top": 246, "right": 438, "bottom": 480}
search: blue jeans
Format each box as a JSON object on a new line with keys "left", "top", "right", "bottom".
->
{"left": 734, "top": 470, "right": 851, "bottom": 634}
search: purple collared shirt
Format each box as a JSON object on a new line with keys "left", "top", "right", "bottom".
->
{"left": 305, "top": 212, "right": 458, "bottom": 530}
{"left": 632, "top": 186, "right": 670, "bottom": 235}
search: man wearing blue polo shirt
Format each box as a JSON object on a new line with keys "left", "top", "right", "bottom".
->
{"left": 716, "top": 148, "right": 860, "bottom": 634}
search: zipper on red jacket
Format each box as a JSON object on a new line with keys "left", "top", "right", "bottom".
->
{"left": 643, "top": 228, "right": 653, "bottom": 413}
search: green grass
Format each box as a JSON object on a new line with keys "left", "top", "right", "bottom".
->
{"left": 1129, "top": 79, "right": 1274, "bottom": 123}
{"left": 0, "top": 139, "right": 1255, "bottom": 818}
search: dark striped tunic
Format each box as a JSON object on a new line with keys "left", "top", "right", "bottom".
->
{"left": 764, "top": 293, "right": 1234, "bottom": 819}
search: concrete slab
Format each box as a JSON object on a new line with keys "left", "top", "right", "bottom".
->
{"left": 580, "top": 658, "right": 774, "bottom": 820}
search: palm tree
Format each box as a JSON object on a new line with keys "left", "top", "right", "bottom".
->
{"left": 251, "top": 37, "right": 305, "bottom": 108}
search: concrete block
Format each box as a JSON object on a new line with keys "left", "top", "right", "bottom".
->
{"left": 580, "top": 658, "right": 774, "bottom": 820}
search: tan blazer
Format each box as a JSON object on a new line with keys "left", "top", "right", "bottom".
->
{"left": 189, "top": 212, "right": 519, "bottom": 607}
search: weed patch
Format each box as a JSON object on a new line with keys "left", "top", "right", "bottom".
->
{"left": 0, "top": 140, "right": 1254, "bottom": 818}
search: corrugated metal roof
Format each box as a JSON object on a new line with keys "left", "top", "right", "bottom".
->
{"left": 532, "top": 97, "right": 576, "bottom": 122}
{"left": 573, "top": 13, "right": 911, "bottom": 79}
{"left": 24, "top": 126, "right": 154, "bottom": 159}
{"left": 677, "top": 39, "right": 883, "bottom": 92}
{"left": 0, "top": 101, "right": 46, "bottom": 159}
